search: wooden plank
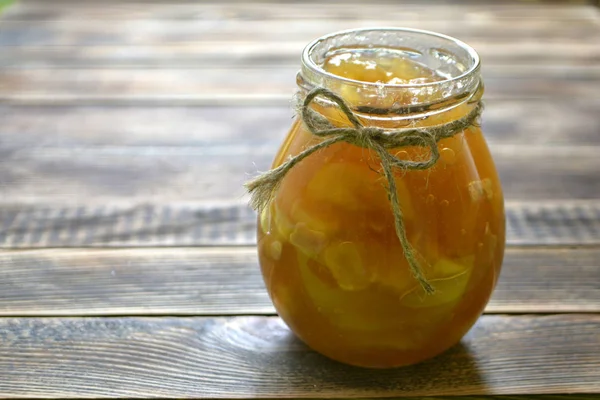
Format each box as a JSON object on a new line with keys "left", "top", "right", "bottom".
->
{"left": 0, "top": 68, "right": 598, "bottom": 105}
{"left": 0, "top": 315, "right": 598, "bottom": 397}
{"left": 1, "top": 19, "right": 599, "bottom": 47}
{"left": 0, "top": 201, "right": 599, "bottom": 248}
{"left": 2, "top": 1, "right": 593, "bottom": 22}
{"left": 0, "top": 105, "right": 294, "bottom": 148}
{"left": 1, "top": 100, "right": 599, "bottom": 147}
{"left": 3, "top": 42, "right": 600, "bottom": 69}
{"left": 0, "top": 246, "right": 598, "bottom": 316}
{"left": 0, "top": 145, "right": 598, "bottom": 204}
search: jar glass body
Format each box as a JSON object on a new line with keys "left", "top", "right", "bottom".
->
{"left": 256, "top": 28, "right": 505, "bottom": 368}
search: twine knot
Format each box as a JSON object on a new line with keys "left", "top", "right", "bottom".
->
{"left": 246, "top": 87, "right": 483, "bottom": 294}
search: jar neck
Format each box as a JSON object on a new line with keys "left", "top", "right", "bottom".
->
{"left": 296, "top": 28, "right": 482, "bottom": 123}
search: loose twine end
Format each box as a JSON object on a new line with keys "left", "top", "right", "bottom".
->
{"left": 245, "top": 170, "right": 281, "bottom": 215}
{"left": 247, "top": 87, "right": 483, "bottom": 295}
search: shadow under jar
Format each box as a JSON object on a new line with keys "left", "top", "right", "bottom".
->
{"left": 256, "top": 28, "right": 506, "bottom": 368}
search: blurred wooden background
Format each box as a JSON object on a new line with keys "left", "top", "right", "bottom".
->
{"left": 0, "top": 0, "right": 599, "bottom": 398}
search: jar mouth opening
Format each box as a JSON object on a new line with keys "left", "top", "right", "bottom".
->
{"left": 301, "top": 27, "right": 480, "bottom": 90}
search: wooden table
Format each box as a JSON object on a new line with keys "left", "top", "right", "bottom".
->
{"left": 1, "top": 0, "right": 599, "bottom": 398}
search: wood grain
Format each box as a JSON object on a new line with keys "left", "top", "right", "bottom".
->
{"left": 1, "top": 5, "right": 598, "bottom": 44}
{"left": 3, "top": 1, "right": 599, "bottom": 69}
{"left": 4, "top": 15, "right": 597, "bottom": 41}
{"left": 3, "top": 41, "right": 600, "bottom": 69}
{"left": 1, "top": 68, "right": 599, "bottom": 106}
{"left": 3, "top": 1, "right": 594, "bottom": 22}
{"left": 0, "top": 315, "right": 598, "bottom": 397}
{"left": 0, "top": 246, "right": 599, "bottom": 316}
{"left": 1, "top": 100, "right": 599, "bottom": 147}
{"left": 2, "top": 30, "right": 596, "bottom": 52}
{"left": 0, "top": 144, "right": 598, "bottom": 204}
{"left": 0, "top": 201, "right": 599, "bottom": 248}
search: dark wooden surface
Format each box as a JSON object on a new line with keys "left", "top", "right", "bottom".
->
{"left": 0, "top": 0, "right": 599, "bottom": 398}
{"left": 0, "top": 315, "right": 599, "bottom": 398}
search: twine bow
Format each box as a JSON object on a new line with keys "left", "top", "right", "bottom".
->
{"left": 246, "top": 87, "right": 483, "bottom": 294}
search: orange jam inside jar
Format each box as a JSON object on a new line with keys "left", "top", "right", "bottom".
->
{"left": 255, "top": 28, "right": 505, "bottom": 368}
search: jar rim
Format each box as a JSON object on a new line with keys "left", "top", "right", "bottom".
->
{"left": 301, "top": 27, "right": 481, "bottom": 90}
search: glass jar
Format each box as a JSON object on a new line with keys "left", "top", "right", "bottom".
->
{"left": 254, "top": 28, "right": 505, "bottom": 368}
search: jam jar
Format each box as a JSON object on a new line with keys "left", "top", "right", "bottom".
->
{"left": 253, "top": 28, "right": 505, "bottom": 368}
